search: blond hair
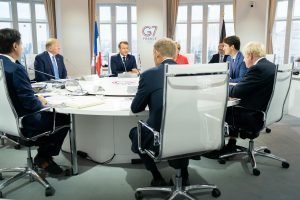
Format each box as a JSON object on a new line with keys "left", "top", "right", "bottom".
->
{"left": 154, "top": 38, "right": 177, "bottom": 58}
{"left": 243, "top": 42, "right": 266, "bottom": 58}
{"left": 46, "top": 38, "right": 59, "bottom": 50}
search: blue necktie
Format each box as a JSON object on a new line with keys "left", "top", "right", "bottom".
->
{"left": 51, "top": 56, "right": 59, "bottom": 79}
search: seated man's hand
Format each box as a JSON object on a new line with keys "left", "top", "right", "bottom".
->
{"left": 37, "top": 95, "right": 48, "bottom": 106}
{"left": 130, "top": 68, "right": 140, "bottom": 74}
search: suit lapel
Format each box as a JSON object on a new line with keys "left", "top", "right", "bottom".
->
{"left": 45, "top": 52, "right": 55, "bottom": 76}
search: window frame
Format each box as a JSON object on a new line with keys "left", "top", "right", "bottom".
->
{"left": 177, "top": 1, "right": 234, "bottom": 63}
{"left": 0, "top": 0, "right": 48, "bottom": 55}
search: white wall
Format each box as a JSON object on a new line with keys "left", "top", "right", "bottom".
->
{"left": 55, "top": 0, "right": 91, "bottom": 77}
{"left": 235, "top": 0, "right": 269, "bottom": 48}
{"left": 136, "top": 0, "right": 167, "bottom": 71}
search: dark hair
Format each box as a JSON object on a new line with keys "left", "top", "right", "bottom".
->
{"left": 0, "top": 28, "right": 21, "bottom": 54}
{"left": 223, "top": 35, "right": 241, "bottom": 50}
{"left": 118, "top": 41, "right": 129, "bottom": 48}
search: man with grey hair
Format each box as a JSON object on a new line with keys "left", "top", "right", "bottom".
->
{"left": 129, "top": 38, "right": 190, "bottom": 187}
{"left": 224, "top": 41, "right": 276, "bottom": 152}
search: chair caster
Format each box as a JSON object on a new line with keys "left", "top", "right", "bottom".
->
{"left": 212, "top": 188, "right": 221, "bottom": 198}
{"left": 264, "top": 149, "right": 271, "bottom": 154}
{"left": 282, "top": 162, "right": 290, "bottom": 168}
{"left": 45, "top": 186, "right": 55, "bottom": 196}
{"left": 0, "top": 173, "right": 3, "bottom": 180}
{"left": 252, "top": 168, "right": 260, "bottom": 176}
{"left": 266, "top": 128, "right": 271, "bottom": 133}
{"left": 218, "top": 159, "right": 226, "bottom": 164}
{"left": 0, "top": 191, "right": 3, "bottom": 198}
{"left": 14, "top": 144, "right": 21, "bottom": 150}
{"left": 135, "top": 191, "right": 143, "bottom": 200}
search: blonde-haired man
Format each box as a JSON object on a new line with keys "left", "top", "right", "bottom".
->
{"left": 34, "top": 38, "right": 67, "bottom": 82}
{"left": 129, "top": 38, "right": 190, "bottom": 187}
{"left": 223, "top": 42, "right": 276, "bottom": 152}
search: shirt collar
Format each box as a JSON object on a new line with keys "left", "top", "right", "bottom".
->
{"left": 0, "top": 53, "right": 16, "bottom": 63}
{"left": 232, "top": 52, "right": 238, "bottom": 60}
{"left": 48, "top": 51, "right": 55, "bottom": 58}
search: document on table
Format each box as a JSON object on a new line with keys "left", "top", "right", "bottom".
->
{"left": 46, "top": 96, "right": 104, "bottom": 108}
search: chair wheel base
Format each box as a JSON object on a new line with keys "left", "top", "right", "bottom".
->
{"left": 253, "top": 168, "right": 260, "bottom": 176}
{"left": 45, "top": 186, "right": 55, "bottom": 196}
{"left": 135, "top": 191, "right": 143, "bottom": 200}
{"left": 282, "top": 162, "right": 290, "bottom": 168}
{"left": 212, "top": 188, "right": 221, "bottom": 198}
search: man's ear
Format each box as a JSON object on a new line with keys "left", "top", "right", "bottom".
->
{"left": 13, "top": 42, "right": 18, "bottom": 50}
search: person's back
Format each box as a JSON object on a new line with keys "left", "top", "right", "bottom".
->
{"left": 230, "top": 58, "right": 275, "bottom": 111}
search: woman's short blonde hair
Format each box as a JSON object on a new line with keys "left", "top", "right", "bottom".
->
{"left": 46, "top": 38, "right": 58, "bottom": 50}
{"left": 243, "top": 42, "right": 266, "bottom": 58}
{"left": 154, "top": 38, "right": 177, "bottom": 58}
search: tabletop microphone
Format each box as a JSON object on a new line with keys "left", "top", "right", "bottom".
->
{"left": 28, "top": 67, "right": 56, "bottom": 79}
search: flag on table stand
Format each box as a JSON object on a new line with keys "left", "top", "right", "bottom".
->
{"left": 219, "top": 19, "right": 226, "bottom": 43}
{"left": 93, "top": 21, "right": 102, "bottom": 76}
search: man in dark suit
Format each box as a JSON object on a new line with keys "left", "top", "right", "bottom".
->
{"left": 209, "top": 43, "right": 229, "bottom": 63}
{"left": 224, "top": 41, "right": 276, "bottom": 151}
{"left": 223, "top": 36, "right": 248, "bottom": 83}
{"left": 110, "top": 41, "right": 138, "bottom": 76}
{"left": 0, "top": 28, "right": 69, "bottom": 175}
{"left": 129, "top": 38, "right": 190, "bottom": 187}
{"left": 34, "top": 38, "right": 67, "bottom": 82}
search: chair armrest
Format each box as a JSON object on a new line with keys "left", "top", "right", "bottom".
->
{"left": 137, "top": 120, "right": 161, "bottom": 159}
{"left": 18, "top": 107, "right": 70, "bottom": 141}
{"left": 232, "top": 105, "right": 266, "bottom": 120}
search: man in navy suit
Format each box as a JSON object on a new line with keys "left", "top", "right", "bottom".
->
{"left": 209, "top": 43, "right": 229, "bottom": 63}
{"left": 34, "top": 38, "right": 67, "bottom": 82}
{"left": 224, "top": 42, "right": 276, "bottom": 151}
{"left": 0, "top": 28, "right": 69, "bottom": 175}
{"left": 129, "top": 38, "right": 190, "bottom": 187}
{"left": 110, "top": 41, "right": 138, "bottom": 76}
{"left": 223, "top": 36, "right": 247, "bottom": 83}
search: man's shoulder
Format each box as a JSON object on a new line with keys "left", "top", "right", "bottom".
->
{"left": 36, "top": 51, "right": 48, "bottom": 59}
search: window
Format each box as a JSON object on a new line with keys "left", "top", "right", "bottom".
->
{"left": 97, "top": 4, "right": 137, "bottom": 65}
{"left": 0, "top": 0, "right": 49, "bottom": 56}
{"left": 273, "top": 0, "right": 300, "bottom": 64}
{"left": 176, "top": 1, "right": 234, "bottom": 63}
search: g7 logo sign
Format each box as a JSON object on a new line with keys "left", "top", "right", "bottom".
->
{"left": 142, "top": 26, "right": 158, "bottom": 37}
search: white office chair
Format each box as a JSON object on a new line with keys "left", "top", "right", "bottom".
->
{"left": 0, "top": 59, "right": 69, "bottom": 198}
{"left": 219, "top": 64, "right": 291, "bottom": 176}
{"left": 24, "top": 54, "right": 37, "bottom": 81}
{"left": 135, "top": 63, "right": 229, "bottom": 200}
{"left": 265, "top": 54, "right": 276, "bottom": 63}
{"left": 265, "top": 63, "right": 293, "bottom": 133}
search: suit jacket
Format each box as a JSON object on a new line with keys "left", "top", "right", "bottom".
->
{"left": 110, "top": 53, "right": 137, "bottom": 76}
{"left": 209, "top": 54, "right": 229, "bottom": 63}
{"left": 1, "top": 55, "right": 43, "bottom": 126}
{"left": 226, "top": 51, "right": 247, "bottom": 83}
{"left": 34, "top": 51, "right": 67, "bottom": 82}
{"left": 229, "top": 58, "right": 276, "bottom": 112}
{"left": 131, "top": 59, "right": 176, "bottom": 131}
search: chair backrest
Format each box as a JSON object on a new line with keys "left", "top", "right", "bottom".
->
{"left": 265, "top": 63, "right": 293, "bottom": 126}
{"left": 182, "top": 53, "right": 195, "bottom": 64}
{"left": 265, "top": 54, "right": 276, "bottom": 63}
{"left": 24, "top": 54, "right": 37, "bottom": 80}
{"left": 0, "top": 59, "right": 21, "bottom": 137}
{"left": 108, "top": 53, "right": 118, "bottom": 75}
{"left": 159, "top": 63, "right": 229, "bottom": 159}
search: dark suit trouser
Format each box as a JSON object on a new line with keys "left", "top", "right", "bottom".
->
{"left": 129, "top": 127, "right": 189, "bottom": 172}
{"left": 22, "top": 112, "right": 70, "bottom": 158}
{"left": 225, "top": 107, "right": 264, "bottom": 138}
